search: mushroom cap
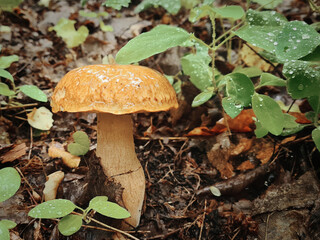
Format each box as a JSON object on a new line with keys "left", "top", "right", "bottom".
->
{"left": 51, "top": 64, "right": 178, "bottom": 114}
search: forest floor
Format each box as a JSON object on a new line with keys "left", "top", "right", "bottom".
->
{"left": 1, "top": 0, "right": 320, "bottom": 239}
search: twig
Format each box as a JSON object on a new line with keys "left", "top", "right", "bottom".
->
{"left": 198, "top": 199, "right": 207, "bottom": 240}
{"left": 73, "top": 212, "right": 140, "bottom": 240}
{"left": 15, "top": 167, "right": 38, "bottom": 205}
{"left": 0, "top": 103, "right": 38, "bottom": 111}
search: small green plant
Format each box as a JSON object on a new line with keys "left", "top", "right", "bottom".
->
{"left": 0, "top": 167, "right": 21, "bottom": 240}
{"left": 0, "top": 47, "right": 48, "bottom": 106}
{"left": 115, "top": 2, "right": 320, "bottom": 151}
{"left": 67, "top": 131, "right": 90, "bottom": 156}
{"left": 28, "top": 196, "right": 130, "bottom": 237}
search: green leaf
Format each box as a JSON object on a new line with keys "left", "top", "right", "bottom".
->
{"left": 0, "top": 55, "right": 19, "bottom": 69}
{"left": 283, "top": 60, "right": 320, "bottom": 99}
{"left": 195, "top": 42, "right": 211, "bottom": 65}
{"left": 135, "top": 0, "right": 181, "bottom": 14}
{"left": 251, "top": 0, "right": 283, "bottom": 9}
{"left": 79, "top": 10, "right": 98, "bottom": 18}
{"left": 0, "top": 167, "right": 21, "bottom": 202}
{"left": 312, "top": 127, "right": 320, "bottom": 152}
{"left": 300, "top": 45, "right": 320, "bottom": 62}
{"left": 245, "top": 9, "right": 287, "bottom": 27}
{"left": 192, "top": 90, "right": 214, "bottom": 107}
{"left": 0, "top": 222, "right": 10, "bottom": 240}
{"left": 104, "top": 0, "right": 130, "bottom": 10}
{"left": 49, "top": 18, "right": 89, "bottom": 48}
{"left": 252, "top": 93, "right": 284, "bottom": 135}
{"left": 280, "top": 124, "right": 305, "bottom": 136}
{"left": 235, "top": 10, "right": 287, "bottom": 53}
{"left": 222, "top": 97, "right": 243, "bottom": 119}
{"left": 180, "top": 0, "right": 199, "bottom": 9}
{"left": 0, "top": 68, "right": 13, "bottom": 81}
{"left": 19, "top": 85, "right": 47, "bottom": 102}
{"left": 173, "top": 80, "right": 181, "bottom": 94}
{"left": 0, "top": 220, "right": 16, "bottom": 229}
{"left": 233, "top": 66, "right": 262, "bottom": 78}
{"left": 28, "top": 199, "right": 76, "bottom": 219}
{"left": 58, "top": 214, "right": 83, "bottom": 236}
{"left": 275, "top": 21, "right": 320, "bottom": 61}
{"left": 165, "top": 75, "right": 174, "bottom": 85}
{"left": 181, "top": 53, "right": 212, "bottom": 91}
{"left": 99, "top": 21, "right": 113, "bottom": 32}
{"left": 283, "top": 113, "right": 299, "bottom": 129}
{"left": 116, "top": 25, "right": 190, "bottom": 64}
{"left": 235, "top": 25, "right": 282, "bottom": 53}
{"left": 308, "top": 95, "right": 320, "bottom": 114}
{"left": 257, "top": 73, "right": 286, "bottom": 88}
{"left": 213, "top": 5, "right": 244, "bottom": 20}
{"left": 0, "top": 0, "right": 23, "bottom": 12}
{"left": 225, "top": 73, "right": 254, "bottom": 107}
{"left": 254, "top": 120, "right": 269, "bottom": 138}
{"left": 89, "top": 196, "right": 130, "bottom": 219}
{"left": 67, "top": 131, "right": 90, "bottom": 156}
{"left": 0, "top": 83, "right": 15, "bottom": 96}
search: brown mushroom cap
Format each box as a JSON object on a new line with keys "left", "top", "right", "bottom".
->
{"left": 51, "top": 64, "right": 178, "bottom": 114}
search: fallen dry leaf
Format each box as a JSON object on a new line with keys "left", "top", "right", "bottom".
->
{"left": 43, "top": 170, "right": 65, "bottom": 201}
{"left": 1, "top": 143, "right": 27, "bottom": 163}
{"left": 48, "top": 141, "right": 81, "bottom": 168}
{"left": 237, "top": 160, "right": 256, "bottom": 171}
{"left": 240, "top": 44, "right": 273, "bottom": 72}
{"left": 186, "top": 109, "right": 255, "bottom": 136}
{"left": 207, "top": 133, "right": 235, "bottom": 179}
{"left": 230, "top": 138, "right": 253, "bottom": 156}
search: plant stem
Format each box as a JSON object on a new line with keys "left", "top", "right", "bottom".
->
{"left": 314, "top": 95, "right": 320, "bottom": 127}
{"left": 88, "top": 215, "right": 140, "bottom": 240}
{"left": 190, "top": 34, "right": 211, "bottom": 49}
{"left": 214, "top": 19, "right": 244, "bottom": 45}
{"left": 0, "top": 103, "right": 38, "bottom": 110}
{"left": 209, "top": 13, "right": 231, "bottom": 135}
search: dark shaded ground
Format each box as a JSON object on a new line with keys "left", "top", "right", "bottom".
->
{"left": 1, "top": 0, "right": 320, "bottom": 239}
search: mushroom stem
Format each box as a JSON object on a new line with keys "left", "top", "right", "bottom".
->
{"left": 96, "top": 113, "right": 145, "bottom": 228}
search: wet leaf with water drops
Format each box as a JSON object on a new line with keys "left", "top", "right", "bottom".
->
{"left": 181, "top": 53, "right": 213, "bottom": 91}
{"left": 275, "top": 21, "right": 320, "bottom": 61}
{"left": 222, "top": 97, "right": 243, "bottom": 119}
{"left": 0, "top": 167, "right": 21, "bottom": 202}
{"left": 245, "top": 9, "right": 287, "bottom": 27}
{"left": 225, "top": 72, "right": 254, "bottom": 107}
{"left": 28, "top": 199, "right": 76, "bottom": 219}
{"left": 252, "top": 93, "right": 284, "bottom": 135}
{"left": 283, "top": 60, "right": 320, "bottom": 99}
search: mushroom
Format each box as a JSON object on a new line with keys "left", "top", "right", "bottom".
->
{"left": 51, "top": 64, "right": 178, "bottom": 228}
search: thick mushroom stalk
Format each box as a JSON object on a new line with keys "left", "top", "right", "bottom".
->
{"left": 96, "top": 112, "right": 145, "bottom": 228}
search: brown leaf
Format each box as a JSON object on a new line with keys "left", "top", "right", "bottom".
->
{"left": 230, "top": 138, "right": 253, "bottom": 156}
{"left": 237, "top": 160, "right": 256, "bottom": 171}
{"left": 1, "top": 143, "right": 27, "bottom": 163}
